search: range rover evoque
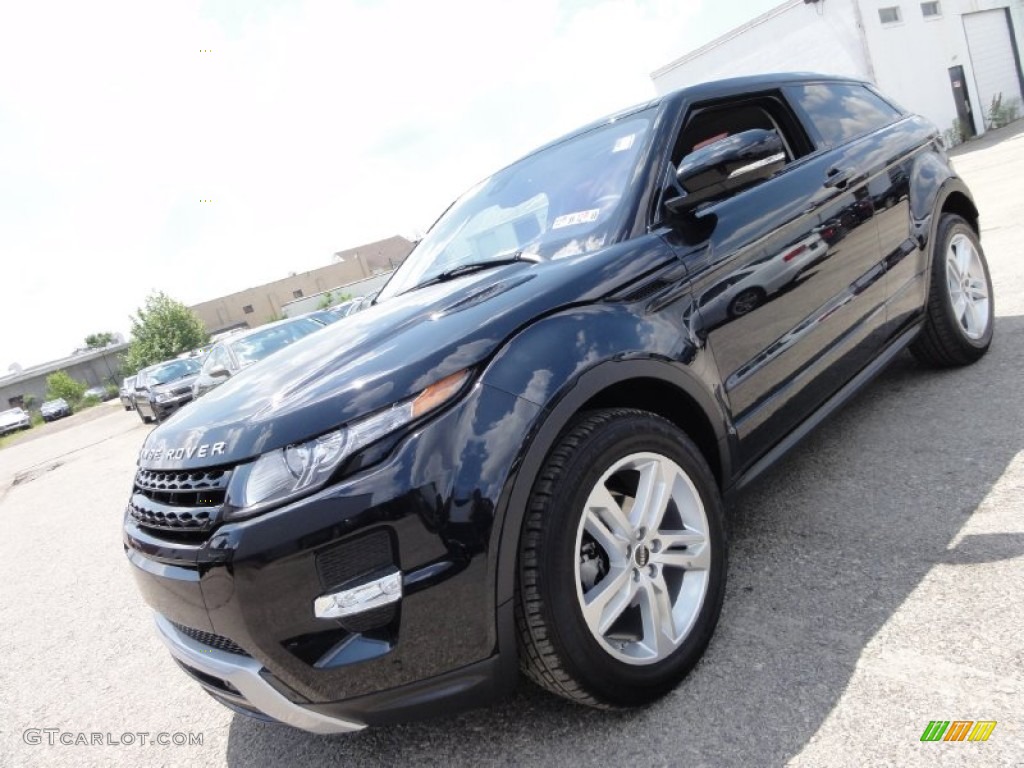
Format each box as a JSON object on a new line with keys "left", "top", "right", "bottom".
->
{"left": 123, "top": 74, "right": 994, "bottom": 733}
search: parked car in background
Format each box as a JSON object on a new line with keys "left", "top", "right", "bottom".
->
{"left": 119, "top": 376, "right": 137, "bottom": 410}
{"left": 133, "top": 358, "right": 202, "bottom": 424}
{"left": 84, "top": 385, "right": 114, "bottom": 401}
{"left": 0, "top": 407, "right": 31, "bottom": 435}
{"left": 192, "top": 316, "right": 326, "bottom": 398}
{"left": 40, "top": 398, "right": 73, "bottom": 422}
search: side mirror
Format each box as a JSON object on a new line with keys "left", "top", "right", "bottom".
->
{"left": 667, "top": 128, "right": 786, "bottom": 214}
{"left": 208, "top": 365, "right": 231, "bottom": 380}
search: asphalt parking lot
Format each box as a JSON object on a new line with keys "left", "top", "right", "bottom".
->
{"left": 2, "top": 123, "right": 1023, "bottom": 767}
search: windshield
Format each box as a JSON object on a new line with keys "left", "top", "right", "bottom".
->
{"left": 144, "top": 358, "right": 201, "bottom": 386}
{"left": 228, "top": 317, "right": 323, "bottom": 368}
{"left": 377, "top": 111, "right": 653, "bottom": 301}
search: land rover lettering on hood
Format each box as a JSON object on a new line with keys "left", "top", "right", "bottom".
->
{"left": 123, "top": 74, "right": 994, "bottom": 733}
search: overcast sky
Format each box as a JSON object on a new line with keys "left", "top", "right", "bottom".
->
{"left": 0, "top": 0, "right": 782, "bottom": 371}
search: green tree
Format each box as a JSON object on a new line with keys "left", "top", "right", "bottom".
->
{"left": 123, "top": 292, "right": 209, "bottom": 374}
{"left": 317, "top": 291, "right": 335, "bottom": 310}
{"left": 84, "top": 332, "right": 116, "bottom": 349}
{"left": 46, "top": 370, "right": 87, "bottom": 406}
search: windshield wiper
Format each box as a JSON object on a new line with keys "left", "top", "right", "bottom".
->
{"left": 404, "top": 251, "right": 541, "bottom": 294}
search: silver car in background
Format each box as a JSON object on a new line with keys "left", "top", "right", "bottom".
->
{"left": 0, "top": 407, "right": 31, "bottom": 435}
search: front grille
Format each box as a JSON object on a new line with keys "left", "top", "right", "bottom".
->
{"left": 171, "top": 621, "right": 250, "bottom": 656}
{"left": 127, "top": 497, "right": 215, "bottom": 531}
{"left": 129, "top": 467, "right": 232, "bottom": 537}
{"left": 135, "top": 468, "right": 230, "bottom": 507}
{"left": 170, "top": 386, "right": 192, "bottom": 396}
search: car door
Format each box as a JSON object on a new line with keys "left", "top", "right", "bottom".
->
{"left": 785, "top": 82, "right": 927, "bottom": 341}
{"left": 659, "top": 85, "right": 889, "bottom": 468}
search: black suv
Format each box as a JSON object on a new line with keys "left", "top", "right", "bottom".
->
{"left": 123, "top": 74, "right": 993, "bottom": 733}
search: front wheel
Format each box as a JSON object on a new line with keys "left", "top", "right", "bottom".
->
{"left": 515, "top": 408, "right": 727, "bottom": 708}
{"left": 910, "top": 214, "right": 994, "bottom": 366}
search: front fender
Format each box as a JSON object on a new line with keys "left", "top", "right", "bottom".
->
{"left": 474, "top": 302, "right": 730, "bottom": 609}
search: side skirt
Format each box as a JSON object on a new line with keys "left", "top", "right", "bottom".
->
{"left": 726, "top": 322, "right": 922, "bottom": 499}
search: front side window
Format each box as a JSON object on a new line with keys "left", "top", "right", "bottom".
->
{"left": 791, "top": 83, "right": 902, "bottom": 148}
{"left": 377, "top": 111, "right": 654, "bottom": 301}
{"left": 201, "top": 345, "right": 232, "bottom": 375}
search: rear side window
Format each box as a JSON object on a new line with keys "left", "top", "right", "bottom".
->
{"left": 790, "top": 83, "right": 902, "bottom": 148}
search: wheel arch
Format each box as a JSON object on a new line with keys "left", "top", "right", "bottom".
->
{"left": 919, "top": 179, "right": 981, "bottom": 303}
{"left": 491, "top": 358, "right": 732, "bottom": 608}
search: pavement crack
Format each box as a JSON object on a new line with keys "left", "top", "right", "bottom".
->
{"left": 12, "top": 461, "right": 65, "bottom": 487}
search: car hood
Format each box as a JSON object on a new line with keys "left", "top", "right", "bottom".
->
{"left": 0, "top": 412, "right": 26, "bottom": 424}
{"left": 40, "top": 404, "right": 65, "bottom": 412}
{"left": 139, "top": 237, "right": 671, "bottom": 469}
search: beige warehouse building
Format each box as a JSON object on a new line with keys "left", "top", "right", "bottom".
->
{"left": 189, "top": 236, "right": 414, "bottom": 333}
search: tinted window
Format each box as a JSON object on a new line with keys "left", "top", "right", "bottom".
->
{"left": 202, "top": 344, "right": 233, "bottom": 375}
{"left": 791, "top": 83, "right": 902, "bottom": 148}
{"left": 143, "top": 358, "right": 201, "bottom": 386}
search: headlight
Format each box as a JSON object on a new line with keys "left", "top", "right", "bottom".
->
{"left": 229, "top": 369, "right": 470, "bottom": 513}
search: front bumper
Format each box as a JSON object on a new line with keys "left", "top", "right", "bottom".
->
{"left": 156, "top": 615, "right": 364, "bottom": 733}
{"left": 124, "top": 382, "right": 535, "bottom": 730}
{"left": 138, "top": 394, "right": 193, "bottom": 421}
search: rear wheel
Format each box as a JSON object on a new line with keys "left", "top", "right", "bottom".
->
{"left": 728, "top": 287, "right": 765, "bottom": 318}
{"left": 910, "top": 214, "right": 994, "bottom": 366}
{"left": 515, "top": 408, "right": 727, "bottom": 708}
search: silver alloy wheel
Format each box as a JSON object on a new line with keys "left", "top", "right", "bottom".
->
{"left": 574, "top": 451, "right": 711, "bottom": 665}
{"left": 945, "top": 233, "right": 990, "bottom": 340}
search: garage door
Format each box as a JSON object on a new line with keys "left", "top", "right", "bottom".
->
{"left": 963, "top": 8, "right": 1024, "bottom": 130}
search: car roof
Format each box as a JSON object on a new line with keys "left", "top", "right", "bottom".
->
{"left": 517, "top": 72, "right": 866, "bottom": 162}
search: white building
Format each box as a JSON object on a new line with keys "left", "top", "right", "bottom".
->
{"left": 652, "top": 0, "right": 1024, "bottom": 139}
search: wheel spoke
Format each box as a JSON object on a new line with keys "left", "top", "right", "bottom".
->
{"left": 583, "top": 567, "right": 635, "bottom": 635}
{"left": 963, "top": 298, "right": 981, "bottom": 336}
{"left": 652, "top": 540, "right": 711, "bottom": 571}
{"left": 630, "top": 459, "right": 669, "bottom": 532}
{"left": 656, "top": 530, "right": 706, "bottom": 550}
{"left": 951, "top": 292, "right": 968, "bottom": 324}
{"left": 638, "top": 574, "right": 676, "bottom": 657}
{"left": 955, "top": 239, "right": 973, "bottom": 278}
{"left": 583, "top": 509, "right": 628, "bottom": 568}
{"left": 946, "top": 258, "right": 961, "bottom": 287}
{"left": 587, "top": 484, "right": 633, "bottom": 541}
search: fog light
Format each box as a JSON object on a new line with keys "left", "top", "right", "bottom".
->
{"left": 313, "top": 569, "right": 402, "bottom": 619}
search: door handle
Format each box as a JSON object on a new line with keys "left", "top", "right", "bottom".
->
{"left": 824, "top": 167, "right": 853, "bottom": 190}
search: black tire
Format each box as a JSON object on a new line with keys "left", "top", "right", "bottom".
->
{"left": 910, "top": 214, "right": 994, "bottom": 367}
{"left": 515, "top": 408, "right": 727, "bottom": 708}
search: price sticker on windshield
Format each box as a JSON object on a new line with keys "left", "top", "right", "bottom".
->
{"left": 552, "top": 209, "right": 600, "bottom": 229}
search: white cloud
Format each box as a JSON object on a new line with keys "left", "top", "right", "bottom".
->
{"left": 0, "top": 0, "right": 702, "bottom": 370}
